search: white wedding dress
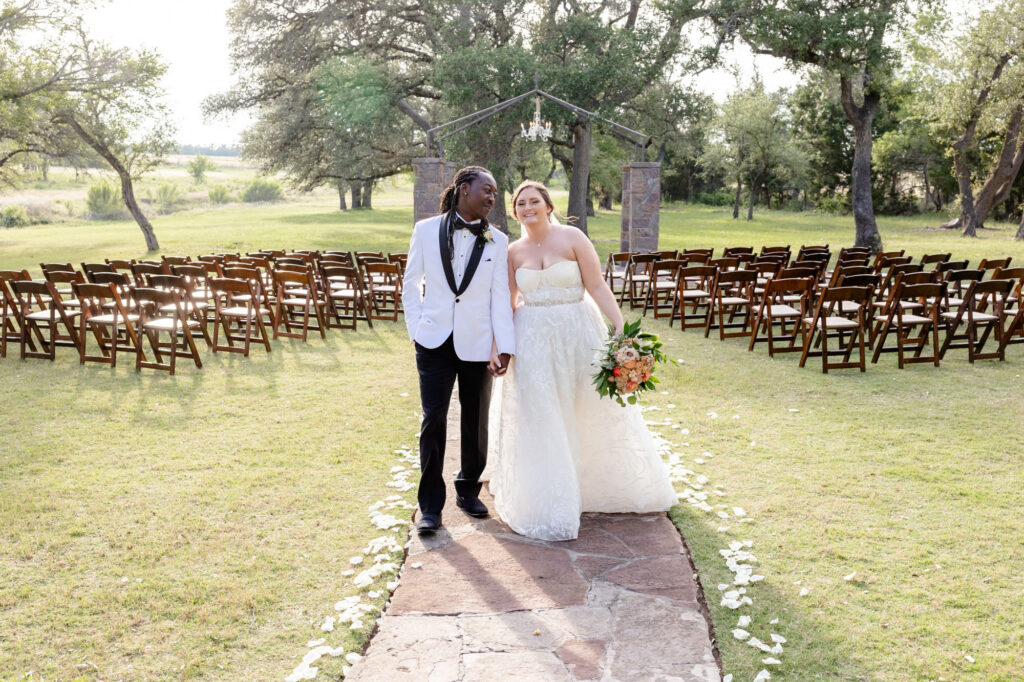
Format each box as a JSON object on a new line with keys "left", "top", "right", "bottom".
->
{"left": 486, "top": 259, "right": 677, "bottom": 541}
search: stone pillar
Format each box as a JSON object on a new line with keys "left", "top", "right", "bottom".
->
{"left": 413, "top": 158, "right": 458, "bottom": 225}
{"left": 619, "top": 161, "right": 661, "bottom": 252}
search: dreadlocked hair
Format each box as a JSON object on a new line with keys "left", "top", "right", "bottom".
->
{"left": 439, "top": 165, "right": 491, "bottom": 229}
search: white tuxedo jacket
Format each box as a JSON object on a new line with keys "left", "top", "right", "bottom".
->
{"left": 402, "top": 212, "right": 516, "bottom": 361}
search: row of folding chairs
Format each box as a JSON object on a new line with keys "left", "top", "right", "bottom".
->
{"left": 602, "top": 248, "right": 1022, "bottom": 372}
{"left": 0, "top": 251, "right": 411, "bottom": 374}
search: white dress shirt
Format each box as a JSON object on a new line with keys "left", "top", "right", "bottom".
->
{"left": 452, "top": 214, "right": 480, "bottom": 286}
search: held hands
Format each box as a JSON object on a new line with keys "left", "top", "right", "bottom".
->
{"left": 488, "top": 349, "right": 511, "bottom": 377}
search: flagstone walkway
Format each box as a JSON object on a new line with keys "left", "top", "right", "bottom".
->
{"left": 348, "top": 404, "right": 721, "bottom": 682}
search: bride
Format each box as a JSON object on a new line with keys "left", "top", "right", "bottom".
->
{"left": 486, "top": 180, "right": 677, "bottom": 541}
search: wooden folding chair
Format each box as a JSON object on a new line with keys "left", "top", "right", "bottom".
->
{"left": 870, "top": 281, "right": 945, "bottom": 368}
{"left": 363, "top": 262, "right": 402, "bottom": 321}
{"left": 643, "top": 259, "right": 685, "bottom": 318}
{"left": 799, "top": 285, "right": 873, "bottom": 373}
{"left": 919, "top": 253, "right": 951, "bottom": 269}
{"left": 9, "top": 279, "right": 83, "bottom": 360}
{"left": 749, "top": 276, "right": 814, "bottom": 356}
{"left": 992, "top": 268, "right": 1024, "bottom": 350}
{"left": 71, "top": 281, "right": 142, "bottom": 367}
{"left": 161, "top": 255, "right": 192, "bottom": 268}
{"left": 939, "top": 278, "right": 1015, "bottom": 362}
{"left": 81, "top": 262, "right": 115, "bottom": 283}
{"left": 322, "top": 265, "right": 366, "bottom": 330}
{"left": 222, "top": 265, "right": 276, "bottom": 325}
{"left": 131, "top": 287, "right": 203, "bottom": 375}
{"left": 798, "top": 245, "right": 830, "bottom": 260}
{"left": 207, "top": 277, "right": 272, "bottom": 356}
{"left": 148, "top": 274, "right": 212, "bottom": 346}
{"left": 869, "top": 270, "right": 934, "bottom": 346}
{"left": 1, "top": 270, "right": 34, "bottom": 358}
{"left": 670, "top": 265, "right": 714, "bottom": 330}
{"left": 705, "top": 269, "right": 757, "bottom": 340}
{"left": 682, "top": 248, "right": 714, "bottom": 260}
{"left": 620, "top": 253, "right": 659, "bottom": 309}
{"left": 870, "top": 250, "right": 906, "bottom": 270}
{"left": 604, "top": 252, "right": 632, "bottom": 298}
{"left": 723, "top": 246, "right": 754, "bottom": 257}
{"left": 272, "top": 268, "right": 327, "bottom": 341}
{"left": 934, "top": 269, "right": 984, "bottom": 325}
{"left": 43, "top": 269, "right": 86, "bottom": 310}
{"left": 978, "top": 257, "right": 1012, "bottom": 276}
{"left": 131, "top": 261, "right": 169, "bottom": 286}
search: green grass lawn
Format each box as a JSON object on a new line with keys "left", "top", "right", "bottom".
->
{"left": 2, "top": 182, "right": 1023, "bottom": 680}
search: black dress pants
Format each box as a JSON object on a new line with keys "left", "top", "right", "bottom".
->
{"left": 415, "top": 334, "right": 493, "bottom": 516}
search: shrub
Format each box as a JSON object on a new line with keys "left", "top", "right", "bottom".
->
{"left": 0, "top": 204, "right": 29, "bottom": 227}
{"left": 87, "top": 182, "right": 124, "bottom": 219}
{"left": 188, "top": 155, "right": 215, "bottom": 184}
{"left": 156, "top": 182, "right": 184, "bottom": 212}
{"left": 208, "top": 185, "right": 231, "bottom": 204}
{"left": 241, "top": 178, "right": 283, "bottom": 203}
{"left": 695, "top": 190, "right": 733, "bottom": 207}
{"left": 815, "top": 195, "right": 851, "bottom": 215}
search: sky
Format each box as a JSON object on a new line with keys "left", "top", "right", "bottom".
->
{"left": 84, "top": 1, "right": 799, "bottom": 147}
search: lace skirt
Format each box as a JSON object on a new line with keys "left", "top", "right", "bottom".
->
{"left": 485, "top": 295, "right": 677, "bottom": 541}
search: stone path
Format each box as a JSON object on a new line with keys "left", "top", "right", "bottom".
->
{"left": 348, "top": 402, "right": 720, "bottom": 682}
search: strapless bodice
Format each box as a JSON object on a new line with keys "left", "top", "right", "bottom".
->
{"left": 515, "top": 260, "right": 584, "bottom": 307}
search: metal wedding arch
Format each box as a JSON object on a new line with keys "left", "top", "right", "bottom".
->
{"left": 411, "top": 79, "right": 662, "bottom": 251}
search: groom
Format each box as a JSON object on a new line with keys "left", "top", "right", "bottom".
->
{"left": 402, "top": 166, "right": 515, "bottom": 534}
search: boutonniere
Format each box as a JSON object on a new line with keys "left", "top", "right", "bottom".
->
{"left": 475, "top": 228, "right": 494, "bottom": 247}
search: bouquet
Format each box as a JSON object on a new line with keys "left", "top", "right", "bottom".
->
{"left": 592, "top": 319, "right": 669, "bottom": 406}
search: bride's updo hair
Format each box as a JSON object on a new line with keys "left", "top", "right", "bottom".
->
{"left": 510, "top": 180, "right": 565, "bottom": 225}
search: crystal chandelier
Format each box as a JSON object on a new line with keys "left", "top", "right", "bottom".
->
{"left": 520, "top": 96, "right": 552, "bottom": 141}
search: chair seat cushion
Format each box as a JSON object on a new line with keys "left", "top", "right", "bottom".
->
{"left": 281, "top": 297, "right": 315, "bottom": 305}
{"left": 769, "top": 304, "right": 800, "bottom": 317}
{"left": 804, "top": 315, "right": 859, "bottom": 329}
{"left": 839, "top": 301, "right": 862, "bottom": 313}
{"left": 896, "top": 313, "right": 932, "bottom": 325}
{"left": 940, "top": 311, "right": 999, "bottom": 321}
{"left": 143, "top": 318, "right": 200, "bottom": 330}
{"left": 719, "top": 296, "right": 749, "bottom": 305}
{"left": 221, "top": 306, "right": 271, "bottom": 317}
{"left": 26, "top": 309, "right": 81, "bottom": 320}
{"left": 87, "top": 313, "right": 140, "bottom": 325}
{"left": 680, "top": 290, "right": 709, "bottom": 299}
{"left": 159, "top": 302, "right": 208, "bottom": 313}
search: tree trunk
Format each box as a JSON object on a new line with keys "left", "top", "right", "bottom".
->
{"left": 1016, "top": 207, "right": 1024, "bottom": 241}
{"left": 567, "top": 119, "right": 592, "bottom": 235}
{"left": 600, "top": 190, "right": 613, "bottom": 210}
{"left": 337, "top": 182, "right": 347, "bottom": 211}
{"left": 840, "top": 75, "right": 882, "bottom": 252}
{"left": 351, "top": 182, "right": 362, "bottom": 208}
{"left": 747, "top": 175, "right": 759, "bottom": 221}
{"left": 362, "top": 180, "right": 373, "bottom": 209}
{"left": 953, "top": 140, "right": 980, "bottom": 238}
{"left": 57, "top": 113, "right": 159, "bottom": 251}
{"left": 732, "top": 173, "right": 742, "bottom": 220}
{"left": 922, "top": 162, "right": 932, "bottom": 211}
{"left": 974, "top": 104, "right": 1024, "bottom": 221}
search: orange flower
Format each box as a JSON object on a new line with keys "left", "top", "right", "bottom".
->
{"left": 612, "top": 366, "right": 622, "bottom": 377}
{"left": 625, "top": 381, "right": 638, "bottom": 392}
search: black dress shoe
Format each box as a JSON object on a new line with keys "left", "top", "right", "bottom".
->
{"left": 456, "top": 495, "right": 489, "bottom": 518}
{"left": 416, "top": 513, "right": 441, "bottom": 534}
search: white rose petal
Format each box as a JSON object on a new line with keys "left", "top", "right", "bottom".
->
{"left": 753, "top": 670, "right": 771, "bottom": 682}
{"left": 732, "top": 628, "right": 750, "bottom": 641}
{"left": 843, "top": 571, "right": 857, "bottom": 581}
{"left": 965, "top": 654, "right": 975, "bottom": 663}
{"left": 762, "top": 657, "right": 782, "bottom": 665}
{"left": 799, "top": 587, "right": 810, "bottom": 596}
{"left": 737, "top": 615, "right": 751, "bottom": 628}
{"left": 770, "top": 633, "right": 787, "bottom": 644}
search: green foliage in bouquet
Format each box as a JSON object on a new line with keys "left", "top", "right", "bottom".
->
{"left": 592, "top": 319, "right": 670, "bottom": 407}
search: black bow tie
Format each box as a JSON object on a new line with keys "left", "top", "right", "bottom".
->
{"left": 452, "top": 216, "right": 477, "bottom": 231}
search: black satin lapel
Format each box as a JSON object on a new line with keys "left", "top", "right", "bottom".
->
{"left": 438, "top": 212, "right": 458, "bottom": 294}
{"left": 456, "top": 235, "right": 486, "bottom": 296}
